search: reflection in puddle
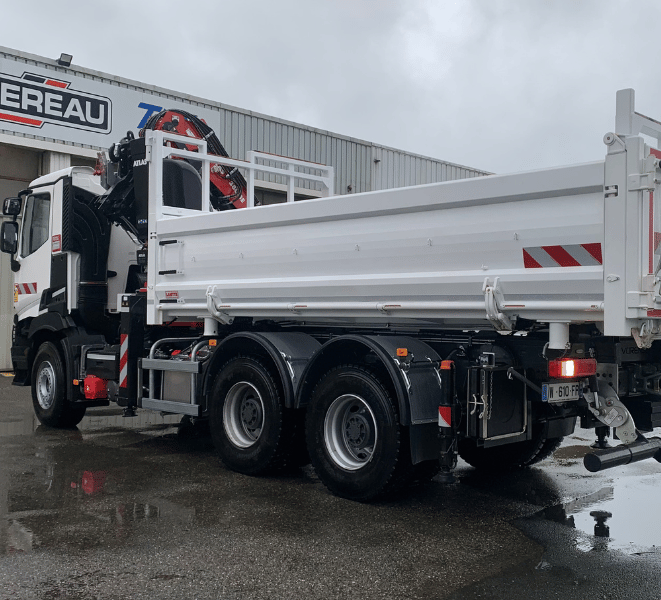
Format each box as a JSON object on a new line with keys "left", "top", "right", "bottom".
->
{"left": 538, "top": 478, "right": 661, "bottom": 552}
{"left": 0, "top": 405, "right": 198, "bottom": 556}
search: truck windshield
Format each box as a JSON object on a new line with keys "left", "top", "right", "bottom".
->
{"left": 20, "top": 193, "right": 50, "bottom": 257}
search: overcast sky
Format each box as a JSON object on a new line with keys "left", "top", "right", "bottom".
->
{"left": 3, "top": 0, "right": 661, "bottom": 174}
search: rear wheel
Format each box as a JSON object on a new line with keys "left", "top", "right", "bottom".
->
{"left": 32, "top": 341, "right": 86, "bottom": 428}
{"left": 305, "top": 365, "right": 412, "bottom": 501}
{"left": 209, "top": 356, "right": 299, "bottom": 474}
{"left": 458, "top": 424, "right": 563, "bottom": 471}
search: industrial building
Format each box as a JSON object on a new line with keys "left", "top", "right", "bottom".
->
{"left": 0, "top": 45, "right": 488, "bottom": 369}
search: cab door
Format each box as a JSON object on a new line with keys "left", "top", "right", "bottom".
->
{"left": 14, "top": 187, "right": 53, "bottom": 320}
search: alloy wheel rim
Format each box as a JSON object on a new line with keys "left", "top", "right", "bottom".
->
{"left": 324, "top": 394, "right": 377, "bottom": 471}
{"left": 223, "top": 381, "right": 265, "bottom": 448}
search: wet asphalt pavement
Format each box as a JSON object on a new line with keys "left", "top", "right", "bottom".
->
{"left": 0, "top": 374, "right": 660, "bottom": 600}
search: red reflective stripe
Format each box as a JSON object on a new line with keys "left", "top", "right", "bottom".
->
{"left": 438, "top": 406, "right": 452, "bottom": 428}
{"left": 0, "top": 112, "right": 42, "bottom": 126}
{"left": 119, "top": 334, "right": 128, "bottom": 388}
{"left": 522, "top": 249, "right": 542, "bottom": 268}
{"left": 45, "top": 79, "right": 67, "bottom": 88}
{"left": 542, "top": 246, "right": 581, "bottom": 267}
{"left": 581, "top": 243, "right": 603, "bottom": 264}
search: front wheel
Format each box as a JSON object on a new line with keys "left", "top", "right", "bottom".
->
{"left": 209, "top": 356, "right": 299, "bottom": 474}
{"left": 32, "top": 341, "right": 86, "bottom": 428}
{"left": 305, "top": 365, "right": 412, "bottom": 501}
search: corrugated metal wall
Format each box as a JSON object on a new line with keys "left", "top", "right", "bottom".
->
{"left": 215, "top": 106, "right": 487, "bottom": 194}
{"left": 0, "top": 45, "right": 489, "bottom": 195}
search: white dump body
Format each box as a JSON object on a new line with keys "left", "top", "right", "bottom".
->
{"left": 144, "top": 90, "right": 661, "bottom": 344}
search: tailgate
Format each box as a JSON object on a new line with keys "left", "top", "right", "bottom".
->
{"left": 603, "top": 89, "right": 661, "bottom": 346}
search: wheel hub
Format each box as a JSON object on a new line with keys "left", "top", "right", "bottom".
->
{"left": 240, "top": 398, "right": 262, "bottom": 435}
{"left": 346, "top": 414, "right": 369, "bottom": 448}
{"left": 36, "top": 361, "right": 56, "bottom": 410}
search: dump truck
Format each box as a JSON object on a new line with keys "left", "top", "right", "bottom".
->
{"left": 2, "top": 89, "right": 660, "bottom": 500}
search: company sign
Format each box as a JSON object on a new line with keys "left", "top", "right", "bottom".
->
{"left": 0, "top": 72, "right": 111, "bottom": 133}
{"left": 0, "top": 54, "right": 221, "bottom": 149}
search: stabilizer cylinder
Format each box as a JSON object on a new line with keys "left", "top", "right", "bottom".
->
{"left": 583, "top": 436, "right": 661, "bottom": 472}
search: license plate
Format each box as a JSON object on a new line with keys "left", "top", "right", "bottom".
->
{"left": 542, "top": 382, "right": 581, "bottom": 403}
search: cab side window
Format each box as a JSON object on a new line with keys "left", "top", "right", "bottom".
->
{"left": 20, "top": 193, "right": 51, "bottom": 257}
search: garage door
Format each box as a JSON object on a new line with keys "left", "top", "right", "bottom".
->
{"left": 0, "top": 144, "right": 40, "bottom": 370}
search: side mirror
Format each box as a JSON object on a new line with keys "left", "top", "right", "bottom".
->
{"left": 2, "top": 197, "right": 22, "bottom": 216}
{"left": 1, "top": 220, "right": 19, "bottom": 254}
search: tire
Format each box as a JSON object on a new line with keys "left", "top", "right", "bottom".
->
{"left": 209, "top": 356, "right": 299, "bottom": 475}
{"left": 458, "top": 424, "right": 563, "bottom": 471}
{"left": 32, "top": 341, "right": 86, "bottom": 428}
{"left": 305, "top": 365, "right": 412, "bottom": 501}
{"left": 412, "top": 459, "right": 441, "bottom": 483}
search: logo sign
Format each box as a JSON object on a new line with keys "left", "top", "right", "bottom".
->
{"left": 0, "top": 72, "right": 111, "bottom": 133}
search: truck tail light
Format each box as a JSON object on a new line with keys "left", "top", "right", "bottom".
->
{"left": 548, "top": 358, "right": 597, "bottom": 379}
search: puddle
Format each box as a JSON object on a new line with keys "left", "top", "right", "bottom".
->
{"left": 537, "top": 476, "right": 661, "bottom": 552}
{"left": 0, "top": 406, "right": 184, "bottom": 438}
{"left": 553, "top": 445, "right": 590, "bottom": 460}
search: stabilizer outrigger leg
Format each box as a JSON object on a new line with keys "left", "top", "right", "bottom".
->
{"left": 437, "top": 361, "right": 458, "bottom": 484}
{"left": 584, "top": 436, "right": 661, "bottom": 472}
{"left": 591, "top": 425, "right": 611, "bottom": 449}
{"left": 583, "top": 378, "right": 661, "bottom": 471}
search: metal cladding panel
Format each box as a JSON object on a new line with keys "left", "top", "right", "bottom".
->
{"left": 370, "top": 146, "right": 486, "bottom": 191}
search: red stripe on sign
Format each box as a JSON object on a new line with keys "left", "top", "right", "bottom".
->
{"left": 522, "top": 249, "right": 542, "bottom": 268}
{"left": 0, "top": 112, "right": 42, "bottom": 127}
{"left": 648, "top": 309, "right": 661, "bottom": 317}
{"left": 581, "top": 243, "right": 603, "bottom": 264}
{"left": 45, "top": 79, "right": 67, "bottom": 88}
{"left": 650, "top": 148, "right": 661, "bottom": 159}
{"left": 542, "top": 245, "right": 580, "bottom": 267}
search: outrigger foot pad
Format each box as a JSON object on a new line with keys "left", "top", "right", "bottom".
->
{"left": 436, "top": 469, "right": 457, "bottom": 484}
